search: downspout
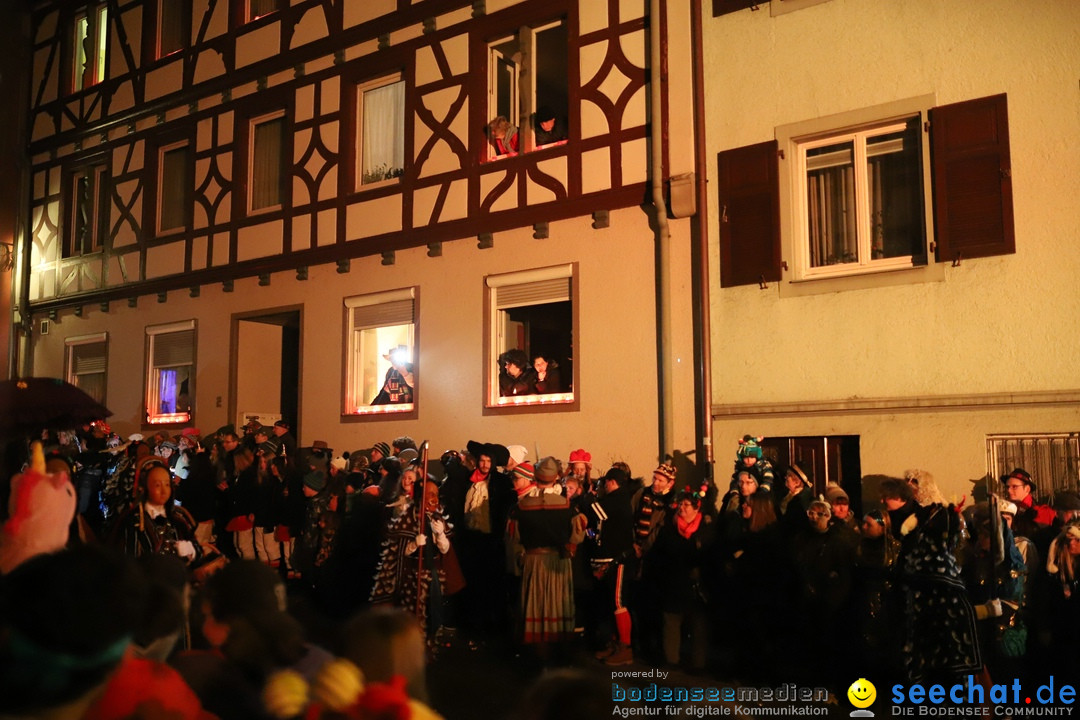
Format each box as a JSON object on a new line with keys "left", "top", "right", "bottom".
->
{"left": 690, "top": 0, "right": 714, "bottom": 473}
{"left": 650, "top": 0, "right": 673, "bottom": 461}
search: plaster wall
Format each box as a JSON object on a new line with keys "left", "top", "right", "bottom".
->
{"left": 703, "top": 0, "right": 1080, "bottom": 496}
{"left": 29, "top": 207, "right": 687, "bottom": 476}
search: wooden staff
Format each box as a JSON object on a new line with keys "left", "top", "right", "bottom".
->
{"left": 416, "top": 440, "right": 430, "bottom": 619}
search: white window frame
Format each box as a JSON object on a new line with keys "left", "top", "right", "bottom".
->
{"left": 65, "top": 332, "right": 108, "bottom": 405}
{"left": 146, "top": 320, "right": 196, "bottom": 425}
{"left": 486, "top": 18, "right": 567, "bottom": 160}
{"left": 777, "top": 96, "right": 940, "bottom": 291}
{"left": 73, "top": 3, "right": 108, "bottom": 92}
{"left": 248, "top": 110, "right": 286, "bottom": 214}
{"left": 344, "top": 287, "right": 417, "bottom": 416}
{"left": 486, "top": 264, "right": 575, "bottom": 408}
{"left": 157, "top": 140, "right": 190, "bottom": 235}
{"left": 356, "top": 73, "right": 406, "bottom": 189}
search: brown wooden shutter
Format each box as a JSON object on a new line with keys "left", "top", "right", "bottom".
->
{"left": 930, "top": 94, "right": 1014, "bottom": 262}
{"left": 717, "top": 140, "right": 781, "bottom": 288}
{"left": 713, "top": 0, "right": 764, "bottom": 17}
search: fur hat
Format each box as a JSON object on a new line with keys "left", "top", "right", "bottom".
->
{"left": 824, "top": 484, "right": 849, "bottom": 505}
{"left": 653, "top": 462, "right": 677, "bottom": 483}
{"left": 737, "top": 435, "right": 764, "bottom": 459}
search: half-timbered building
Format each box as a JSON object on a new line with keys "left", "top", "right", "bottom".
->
{"left": 10, "top": 0, "right": 709, "bottom": 474}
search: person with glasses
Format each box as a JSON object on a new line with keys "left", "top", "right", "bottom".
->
{"left": 1000, "top": 468, "right": 1054, "bottom": 540}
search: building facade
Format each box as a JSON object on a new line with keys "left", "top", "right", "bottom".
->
{"left": 12, "top": 0, "right": 709, "bottom": 475}
{"left": 705, "top": 0, "right": 1080, "bottom": 500}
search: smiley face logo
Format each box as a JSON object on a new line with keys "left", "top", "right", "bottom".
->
{"left": 847, "top": 678, "right": 876, "bottom": 709}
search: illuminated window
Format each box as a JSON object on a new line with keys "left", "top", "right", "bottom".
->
{"left": 158, "top": 141, "right": 192, "bottom": 234}
{"left": 146, "top": 320, "right": 195, "bottom": 425}
{"left": 344, "top": 288, "right": 416, "bottom": 416}
{"left": 249, "top": 111, "right": 286, "bottom": 213}
{"left": 486, "top": 18, "right": 568, "bottom": 158}
{"left": 64, "top": 162, "right": 108, "bottom": 258}
{"left": 65, "top": 333, "right": 108, "bottom": 405}
{"left": 486, "top": 265, "right": 575, "bottom": 408}
{"left": 73, "top": 3, "right": 108, "bottom": 91}
{"left": 357, "top": 74, "right": 405, "bottom": 187}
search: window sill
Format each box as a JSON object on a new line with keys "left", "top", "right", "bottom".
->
{"left": 146, "top": 412, "right": 192, "bottom": 426}
{"left": 489, "top": 392, "right": 574, "bottom": 408}
{"left": 777, "top": 261, "right": 945, "bottom": 298}
{"left": 342, "top": 403, "right": 418, "bottom": 422}
{"left": 357, "top": 177, "right": 402, "bottom": 192}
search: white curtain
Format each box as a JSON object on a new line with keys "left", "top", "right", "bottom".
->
{"left": 362, "top": 80, "right": 405, "bottom": 183}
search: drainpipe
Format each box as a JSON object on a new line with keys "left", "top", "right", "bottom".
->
{"left": 650, "top": 0, "right": 673, "bottom": 462}
{"left": 690, "top": 0, "right": 714, "bottom": 473}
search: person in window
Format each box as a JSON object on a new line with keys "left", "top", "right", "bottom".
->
{"left": 371, "top": 345, "right": 415, "bottom": 405}
{"left": 533, "top": 106, "right": 567, "bottom": 146}
{"left": 498, "top": 349, "right": 537, "bottom": 396}
{"left": 488, "top": 116, "right": 519, "bottom": 156}
{"left": 532, "top": 353, "right": 562, "bottom": 394}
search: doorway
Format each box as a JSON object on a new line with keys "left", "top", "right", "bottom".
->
{"left": 231, "top": 307, "right": 301, "bottom": 441}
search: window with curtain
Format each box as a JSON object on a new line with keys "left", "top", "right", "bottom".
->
{"left": 987, "top": 434, "right": 1080, "bottom": 504}
{"left": 344, "top": 288, "right": 416, "bottom": 415}
{"left": 146, "top": 321, "right": 195, "bottom": 424}
{"left": 250, "top": 113, "right": 285, "bottom": 212}
{"left": 358, "top": 76, "right": 405, "bottom": 186}
{"left": 66, "top": 334, "right": 108, "bottom": 405}
{"left": 486, "top": 264, "right": 575, "bottom": 407}
{"left": 158, "top": 141, "right": 191, "bottom": 233}
{"left": 799, "top": 116, "right": 923, "bottom": 277}
{"left": 73, "top": 4, "right": 108, "bottom": 92}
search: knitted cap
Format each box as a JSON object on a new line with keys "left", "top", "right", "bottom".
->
{"left": 824, "top": 484, "right": 848, "bottom": 504}
{"left": 737, "top": 435, "right": 764, "bottom": 459}
{"left": 513, "top": 462, "right": 535, "bottom": 483}
{"left": 303, "top": 471, "right": 327, "bottom": 492}
{"left": 653, "top": 462, "right": 677, "bottom": 483}
{"left": 372, "top": 441, "right": 391, "bottom": 457}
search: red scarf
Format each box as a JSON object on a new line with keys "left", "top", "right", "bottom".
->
{"left": 676, "top": 512, "right": 702, "bottom": 539}
{"left": 469, "top": 469, "right": 489, "bottom": 484}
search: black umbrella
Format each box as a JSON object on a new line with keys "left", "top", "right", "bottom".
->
{"left": 0, "top": 377, "right": 113, "bottom": 436}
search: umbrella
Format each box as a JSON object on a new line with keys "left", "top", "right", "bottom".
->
{"left": 0, "top": 377, "right": 113, "bottom": 436}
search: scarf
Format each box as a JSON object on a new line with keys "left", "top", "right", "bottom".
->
{"left": 676, "top": 512, "right": 702, "bottom": 539}
{"left": 469, "top": 469, "right": 489, "bottom": 484}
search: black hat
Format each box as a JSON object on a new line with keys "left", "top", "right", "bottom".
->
{"left": 601, "top": 467, "right": 629, "bottom": 488}
{"left": 1053, "top": 490, "right": 1080, "bottom": 511}
{"left": 273, "top": 420, "right": 290, "bottom": 430}
{"left": 1002, "top": 468, "right": 1035, "bottom": 491}
{"left": 466, "top": 440, "right": 510, "bottom": 467}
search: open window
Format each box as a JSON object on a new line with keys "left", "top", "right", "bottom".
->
{"left": 63, "top": 160, "right": 108, "bottom": 258}
{"left": 486, "top": 264, "right": 575, "bottom": 408}
{"left": 356, "top": 74, "right": 406, "bottom": 187}
{"left": 65, "top": 332, "right": 108, "bottom": 405}
{"left": 486, "top": 18, "right": 568, "bottom": 159}
{"left": 248, "top": 111, "right": 287, "bottom": 214}
{"left": 72, "top": 3, "right": 108, "bottom": 92}
{"left": 146, "top": 320, "right": 195, "bottom": 425}
{"left": 344, "top": 288, "right": 417, "bottom": 416}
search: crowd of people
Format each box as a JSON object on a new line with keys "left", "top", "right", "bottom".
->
{"left": 1, "top": 424, "right": 1079, "bottom": 718}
